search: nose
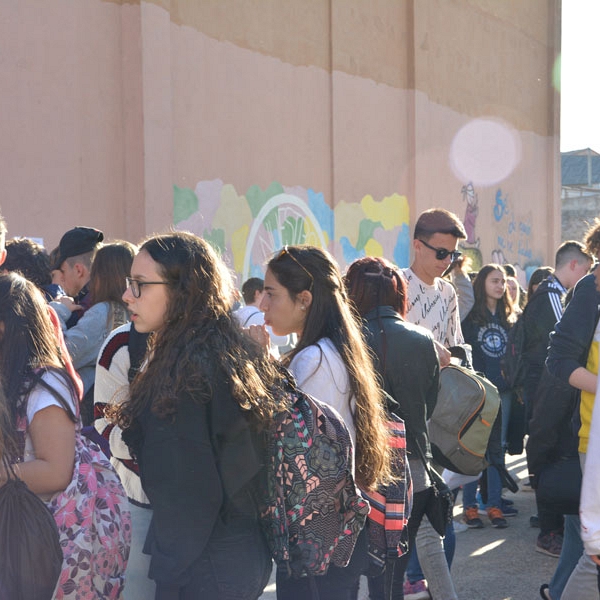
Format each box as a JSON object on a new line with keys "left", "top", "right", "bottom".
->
{"left": 122, "top": 286, "right": 134, "bottom": 304}
{"left": 259, "top": 295, "right": 268, "bottom": 312}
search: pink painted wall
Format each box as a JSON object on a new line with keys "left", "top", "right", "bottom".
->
{"left": 0, "top": 0, "right": 561, "bottom": 283}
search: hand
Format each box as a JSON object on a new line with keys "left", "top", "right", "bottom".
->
{"left": 591, "top": 555, "right": 600, "bottom": 567}
{"left": 246, "top": 324, "right": 270, "bottom": 353}
{"left": 434, "top": 340, "right": 452, "bottom": 367}
{"left": 57, "top": 296, "right": 83, "bottom": 312}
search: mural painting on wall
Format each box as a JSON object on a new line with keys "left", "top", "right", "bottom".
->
{"left": 173, "top": 180, "right": 411, "bottom": 283}
{"left": 458, "top": 182, "right": 483, "bottom": 271}
{"left": 491, "top": 187, "right": 541, "bottom": 284}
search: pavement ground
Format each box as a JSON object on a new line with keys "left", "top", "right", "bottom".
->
{"left": 260, "top": 451, "right": 558, "bottom": 600}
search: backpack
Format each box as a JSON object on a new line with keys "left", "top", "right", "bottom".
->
{"left": 0, "top": 458, "right": 63, "bottom": 600}
{"left": 260, "top": 371, "right": 370, "bottom": 579}
{"left": 428, "top": 347, "right": 501, "bottom": 476}
{"left": 362, "top": 413, "right": 411, "bottom": 573}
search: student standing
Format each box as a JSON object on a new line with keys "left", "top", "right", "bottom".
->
{"left": 345, "top": 256, "right": 452, "bottom": 600}
{"left": 461, "top": 264, "right": 518, "bottom": 529}
{"left": 401, "top": 208, "right": 466, "bottom": 600}
{"left": 258, "top": 245, "right": 393, "bottom": 600}
{"left": 114, "top": 232, "right": 282, "bottom": 600}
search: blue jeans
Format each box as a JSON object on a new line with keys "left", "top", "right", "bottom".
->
{"left": 125, "top": 503, "right": 155, "bottom": 600}
{"left": 462, "top": 466, "right": 502, "bottom": 510}
{"left": 549, "top": 514, "right": 584, "bottom": 600}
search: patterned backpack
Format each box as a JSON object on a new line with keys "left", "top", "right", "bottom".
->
{"left": 260, "top": 371, "right": 370, "bottom": 578}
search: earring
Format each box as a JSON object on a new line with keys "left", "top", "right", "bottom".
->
{"left": 300, "top": 305, "right": 306, "bottom": 311}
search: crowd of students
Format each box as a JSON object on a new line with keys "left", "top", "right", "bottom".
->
{"left": 1, "top": 206, "right": 599, "bottom": 600}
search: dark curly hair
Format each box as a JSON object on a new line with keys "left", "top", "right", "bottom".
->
{"left": 3, "top": 237, "right": 52, "bottom": 289}
{"left": 114, "top": 232, "right": 285, "bottom": 430}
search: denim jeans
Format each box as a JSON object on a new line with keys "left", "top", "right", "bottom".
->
{"left": 562, "top": 453, "right": 600, "bottom": 600}
{"left": 125, "top": 503, "right": 155, "bottom": 600}
{"left": 549, "top": 514, "right": 584, "bottom": 600}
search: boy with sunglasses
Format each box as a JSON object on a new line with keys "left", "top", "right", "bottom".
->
{"left": 402, "top": 208, "right": 467, "bottom": 367}
{"left": 400, "top": 208, "right": 466, "bottom": 600}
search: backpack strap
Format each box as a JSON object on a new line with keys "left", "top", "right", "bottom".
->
{"left": 242, "top": 309, "right": 262, "bottom": 327}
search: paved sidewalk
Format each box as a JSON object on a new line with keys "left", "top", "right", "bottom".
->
{"left": 260, "top": 451, "right": 557, "bottom": 599}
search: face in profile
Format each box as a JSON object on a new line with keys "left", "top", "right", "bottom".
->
{"left": 122, "top": 250, "right": 169, "bottom": 334}
{"left": 260, "top": 268, "right": 308, "bottom": 337}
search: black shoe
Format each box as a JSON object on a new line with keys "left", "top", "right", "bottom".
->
{"left": 530, "top": 514, "right": 540, "bottom": 528}
{"left": 539, "top": 583, "right": 551, "bottom": 599}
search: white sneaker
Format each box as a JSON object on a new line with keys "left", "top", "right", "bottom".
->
{"left": 453, "top": 519, "right": 469, "bottom": 533}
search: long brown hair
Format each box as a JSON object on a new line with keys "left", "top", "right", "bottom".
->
{"left": 267, "top": 245, "right": 393, "bottom": 491}
{"left": 0, "top": 274, "right": 78, "bottom": 459}
{"left": 469, "top": 264, "right": 516, "bottom": 327}
{"left": 114, "top": 232, "right": 284, "bottom": 430}
{"left": 89, "top": 241, "right": 137, "bottom": 307}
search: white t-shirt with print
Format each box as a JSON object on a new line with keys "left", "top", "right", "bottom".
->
{"left": 401, "top": 267, "right": 464, "bottom": 347}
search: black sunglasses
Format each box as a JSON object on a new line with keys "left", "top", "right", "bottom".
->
{"left": 418, "top": 239, "right": 462, "bottom": 262}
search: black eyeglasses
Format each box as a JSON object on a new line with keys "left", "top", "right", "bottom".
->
{"left": 418, "top": 239, "right": 462, "bottom": 262}
{"left": 276, "top": 246, "right": 314, "bottom": 291}
{"left": 125, "top": 277, "right": 168, "bottom": 299}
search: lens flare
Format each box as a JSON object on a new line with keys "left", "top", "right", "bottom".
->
{"left": 450, "top": 118, "right": 522, "bottom": 187}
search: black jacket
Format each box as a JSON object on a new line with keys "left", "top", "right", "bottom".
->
{"left": 124, "top": 373, "right": 265, "bottom": 587}
{"left": 528, "top": 273, "right": 600, "bottom": 477}
{"left": 363, "top": 306, "right": 440, "bottom": 461}
{"left": 522, "top": 275, "right": 565, "bottom": 398}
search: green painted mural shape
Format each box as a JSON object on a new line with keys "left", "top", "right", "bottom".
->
{"left": 356, "top": 219, "right": 382, "bottom": 251}
{"left": 173, "top": 185, "right": 199, "bottom": 224}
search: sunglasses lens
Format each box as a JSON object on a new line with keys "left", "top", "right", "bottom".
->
{"left": 436, "top": 249, "right": 450, "bottom": 260}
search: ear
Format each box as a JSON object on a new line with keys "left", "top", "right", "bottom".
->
{"left": 297, "top": 289, "right": 313, "bottom": 311}
{"left": 0, "top": 249, "right": 6, "bottom": 267}
{"left": 74, "top": 262, "right": 86, "bottom": 279}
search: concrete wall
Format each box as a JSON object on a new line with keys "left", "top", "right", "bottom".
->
{"left": 0, "top": 0, "right": 561, "bottom": 284}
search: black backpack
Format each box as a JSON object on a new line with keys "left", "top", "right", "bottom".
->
{"left": 0, "top": 459, "right": 63, "bottom": 600}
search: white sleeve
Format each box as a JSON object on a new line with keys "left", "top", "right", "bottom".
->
{"left": 446, "top": 286, "right": 465, "bottom": 346}
{"left": 93, "top": 323, "right": 134, "bottom": 461}
{"left": 26, "top": 371, "right": 76, "bottom": 424}
{"left": 581, "top": 376, "right": 600, "bottom": 556}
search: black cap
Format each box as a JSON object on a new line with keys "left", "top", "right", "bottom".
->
{"left": 53, "top": 227, "right": 104, "bottom": 269}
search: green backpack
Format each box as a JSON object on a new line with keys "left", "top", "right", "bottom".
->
{"left": 428, "top": 357, "right": 500, "bottom": 476}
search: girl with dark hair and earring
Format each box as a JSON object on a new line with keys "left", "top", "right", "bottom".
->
{"left": 344, "top": 256, "right": 456, "bottom": 600}
{"left": 258, "top": 245, "right": 393, "bottom": 600}
{"left": 114, "top": 231, "right": 284, "bottom": 600}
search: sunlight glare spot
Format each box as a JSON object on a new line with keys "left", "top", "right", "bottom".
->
{"left": 470, "top": 539, "right": 505, "bottom": 557}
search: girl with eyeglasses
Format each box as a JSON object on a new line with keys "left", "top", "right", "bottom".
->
{"left": 259, "top": 245, "right": 393, "bottom": 600}
{"left": 113, "top": 231, "right": 285, "bottom": 600}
